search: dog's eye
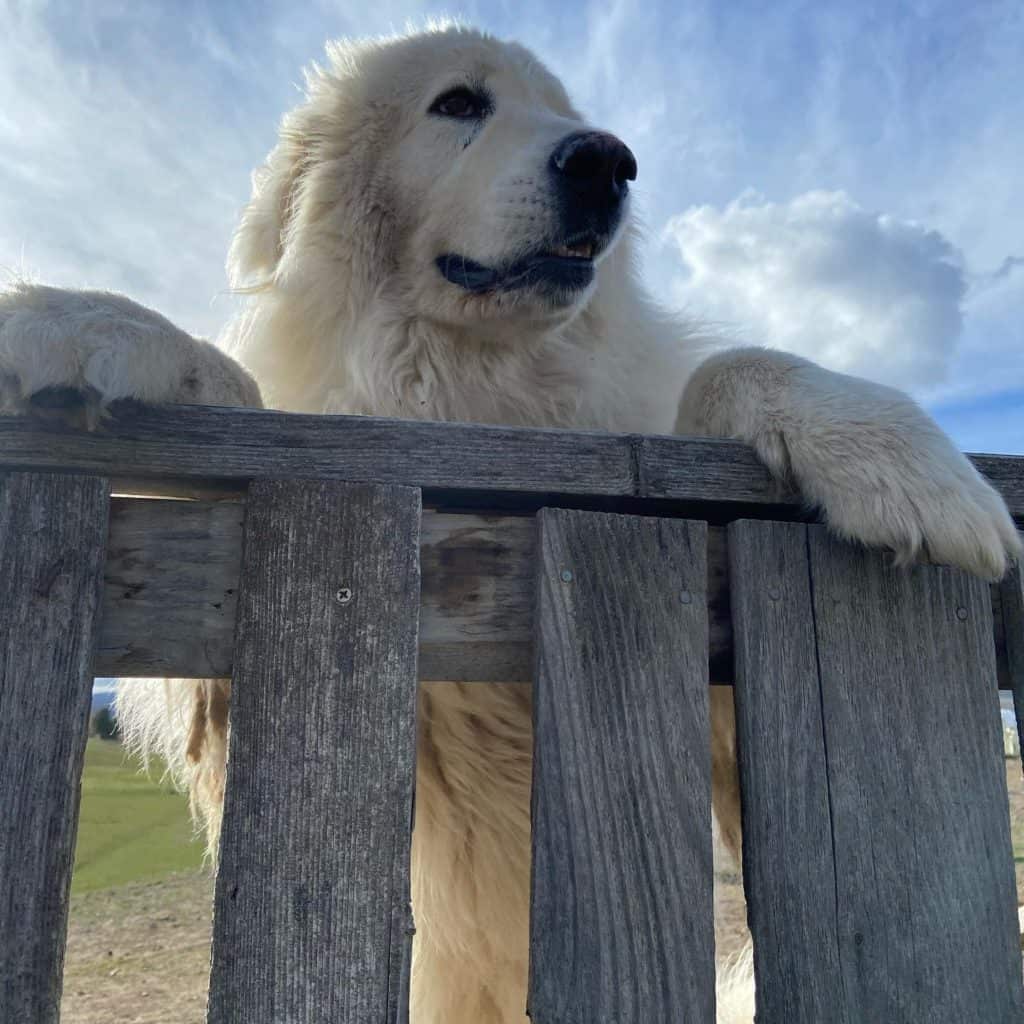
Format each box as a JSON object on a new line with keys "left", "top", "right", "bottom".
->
{"left": 429, "top": 87, "right": 490, "bottom": 120}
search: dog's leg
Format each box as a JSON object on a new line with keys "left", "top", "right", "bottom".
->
{"left": 710, "top": 686, "right": 743, "bottom": 866}
{"left": 412, "top": 682, "right": 533, "bottom": 1024}
{"left": 676, "top": 346, "right": 1020, "bottom": 580}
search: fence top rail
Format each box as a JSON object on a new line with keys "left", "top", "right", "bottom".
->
{"left": 2, "top": 403, "right": 1023, "bottom": 518}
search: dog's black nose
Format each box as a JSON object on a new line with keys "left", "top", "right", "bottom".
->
{"left": 550, "top": 131, "right": 638, "bottom": 202}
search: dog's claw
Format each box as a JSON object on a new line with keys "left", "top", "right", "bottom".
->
{"left": 26, "top": 385, "right": 107, "bottom": 431}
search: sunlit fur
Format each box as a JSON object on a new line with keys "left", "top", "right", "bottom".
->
{"left": 2, "top": 22, "right": 1020, "bottom": 1024}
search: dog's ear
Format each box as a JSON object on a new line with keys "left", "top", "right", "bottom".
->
{"left": 227, "top": 49, "right": 391, "bottom": 294}
{"left": 227, "top": 39, "right": 398, "bottom": 307}
{"left": 227, "top": 121, "right": 310, "bottom": 289}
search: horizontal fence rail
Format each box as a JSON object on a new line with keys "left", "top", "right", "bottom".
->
{"left": 2, "top": 404, "right": 1023, "bottom": 516}
{"left": 97, "top": 498, "right": 1017, "bottom": 686}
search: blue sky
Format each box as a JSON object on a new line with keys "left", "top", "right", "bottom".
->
{"left": 2, "top": 0, "right": 1022, "bottom": 452}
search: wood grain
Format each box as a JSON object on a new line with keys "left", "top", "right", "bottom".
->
{"left": 206, "top": 479, "right": 420, "bottom": 1024}
{"left": 0, "top": 473, "right": 109, "bottom": 1024}
{"left": 100, "top": 498, "right": 244, "bottom": 677}
{"left": 731, "top": 520, "right": 1024, "bottom": 1023}
{"left": 973, "top": 454, "right": 1024, "bottom": 521}
{"left": 529, "top": 508, "right": 714, "bottom": 1022}
{"left": 3, "top": 405, "right": 1021, "bottom": 516}
{"left": 728, "top": 520, "right": 845, "bottom": 1022}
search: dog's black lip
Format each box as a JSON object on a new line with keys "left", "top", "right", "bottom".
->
{"left": 437, "top": 235, "right": 603, "bottom": 294}
{"left": 436, "top": 254, "right": 504, "bottom": 293}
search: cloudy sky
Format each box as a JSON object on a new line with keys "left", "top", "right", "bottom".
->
{"left": 3, "top": 0, "right": 1022, "bottom": 452}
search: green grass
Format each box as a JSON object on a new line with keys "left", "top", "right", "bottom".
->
{"left": 71, "top": 738, "right": 205, "bottom": 894}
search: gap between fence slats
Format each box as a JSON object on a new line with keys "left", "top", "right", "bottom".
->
{"left": 999, "top": 539, "right": 1024, "bottom": 771}
{"left": 0, "top": 472, "right": 109, "bottom": 1024}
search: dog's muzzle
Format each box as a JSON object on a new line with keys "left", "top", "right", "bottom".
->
{"left": 436, "top": 131, "right": 636, "bottom": 298}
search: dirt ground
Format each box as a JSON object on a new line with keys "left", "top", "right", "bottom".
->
{"left": 62, "top": 871, "right": 214, "bottom": 1024}
{"left": 61, "top": 761, "right": 1024, "bottom": 1021}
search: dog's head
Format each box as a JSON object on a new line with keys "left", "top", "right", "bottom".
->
{"left": 229, "top": 25, "right": 636, "bottom": 334}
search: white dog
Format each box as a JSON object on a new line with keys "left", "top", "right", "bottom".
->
{"left": 0, "top": 24, "right": 1018, "bottom": 1024}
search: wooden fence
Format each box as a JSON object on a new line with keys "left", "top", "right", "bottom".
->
{"left": 1, "top": 404, "right": 1023, "bottom": 1022}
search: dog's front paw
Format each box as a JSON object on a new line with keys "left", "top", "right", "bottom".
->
{"left": 787, "top": 421, "right": 1020, "bottom": 581}
{"left": 0, "top": 283, "right": 261, "bottom": 425}
{"left": 677, "top": 347, "right": 1021, "bottom": 581}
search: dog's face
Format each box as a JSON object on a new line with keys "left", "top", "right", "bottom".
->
{"left": 229, "top": 27, "right": 637, "bottom": 332}
{"left": 389, "top": 33, "right": 637, "bottom": 326}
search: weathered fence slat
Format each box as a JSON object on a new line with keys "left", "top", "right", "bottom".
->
{"left": 1000, "top": 539, "right": 1024, "bottom": 767}
{"left": 207, "top": 479, "right": 421, "bottom": 1024}
{"left": 728, "top": 520, "right": 845, "bottom": 1021}
{"left": 731, "top": 520, "right": 1024, "bottom": 1023}
{"left": 0, "top": 472, "right": 109, "bottom": 1024}
{"left": 530, "top": 509, "right": 714, "bottom": 1022}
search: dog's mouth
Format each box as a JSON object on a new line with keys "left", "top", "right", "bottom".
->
{"left": 436, "top": 234, "right": 602, "bottom": 295}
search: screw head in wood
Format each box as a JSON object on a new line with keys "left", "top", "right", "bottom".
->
{"left": 768, "top": 586, "right": 781, "bottom": 601}
{"left": 560, "top": 569, "right": 573, "bottom": 583}
{"left": 956, "top": 606, "right": 968, "bottom": 621}
{"left": 679, "top": 589, "right": 692, "bottom": 605}
{"left": 336, "top": 587, "right": 353, "bottom": 604}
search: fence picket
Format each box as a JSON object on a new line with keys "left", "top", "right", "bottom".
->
{"left": 206, "top": 479, "right": 421, "bottom": 1024}
{"left": 0, "top": 472, "right": 109, "bottom": 1024}
{"left": 730, "top": 520, "right": 1024, "bottom": 1023}
{"left": 529, "top": 509, "right": 714, "bottom": 1022}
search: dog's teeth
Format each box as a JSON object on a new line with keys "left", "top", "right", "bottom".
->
{"left": 551, "top": 243, "right": 594, "bottom": 259}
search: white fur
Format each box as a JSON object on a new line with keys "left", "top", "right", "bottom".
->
{"left": 677, "top": 347, "right": 1021, "bottom": 580}
{"left": 2, "top": 23, "right": 1020, "bottom": 1024}
{"left": 0, "top": 283, "right": 260, "bottom": 414}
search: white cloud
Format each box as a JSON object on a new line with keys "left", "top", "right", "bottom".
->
{"left": 934, "top": 258, "right": 1024, "bottom": 406}
{"left": 663, "top": 190, "right": 968, "bottom": 392}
